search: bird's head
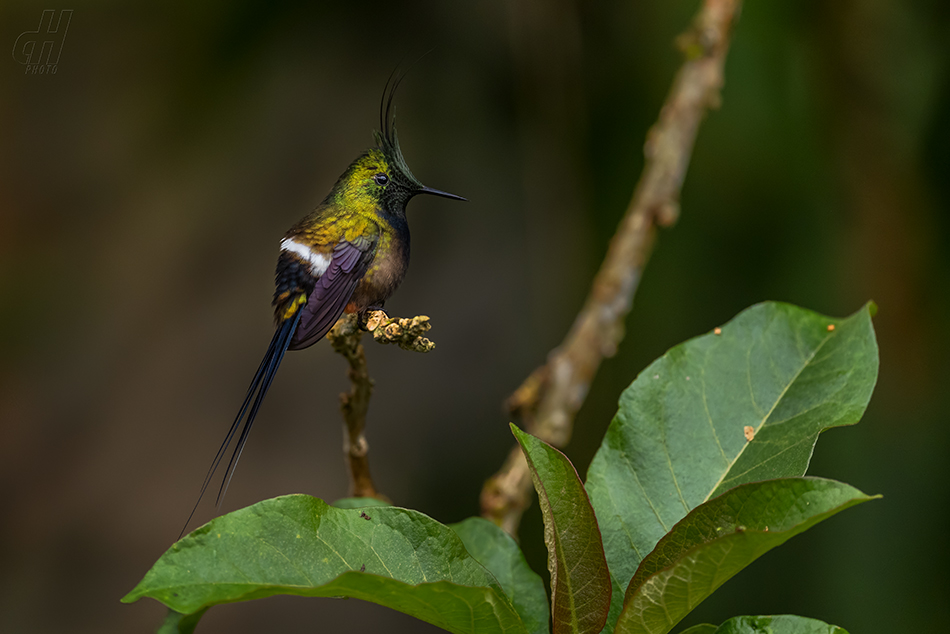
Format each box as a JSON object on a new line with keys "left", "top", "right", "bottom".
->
{"left": 330, "top": 74, "right": 465, "bottom": 217}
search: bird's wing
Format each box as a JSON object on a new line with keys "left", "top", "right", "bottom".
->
{"left": 289, "top": 233, "right": 377, "bottom": 350}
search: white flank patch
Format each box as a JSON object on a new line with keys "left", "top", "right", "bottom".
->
{"left": 280, "top": 238, "right": 330, "bottom": 277}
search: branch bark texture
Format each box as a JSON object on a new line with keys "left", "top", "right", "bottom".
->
{"left": 481, "top": 0, "right": 743, "bottom": 535}
{"left": 327, "top": 311, "right": 435, "bottom": 499}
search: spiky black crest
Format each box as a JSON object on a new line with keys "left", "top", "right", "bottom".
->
{"left": 379, "top": 67, "right": 401, "bottom": 151}
{"left": 375, "top": 65, "right": 422, "bottom": 187}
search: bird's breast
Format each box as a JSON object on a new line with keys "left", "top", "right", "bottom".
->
{"left": 349, "top": 229, "right": 409, "bottom": 312}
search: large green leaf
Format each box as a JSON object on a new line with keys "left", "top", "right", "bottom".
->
{"left": 123, "top": 495, "right": 528, "bottom": 634}
{"left": 585, "top": 303, "right": 878, "bottom": 628}
{"left": 512, "top": 424, "right": 611, "bottom": 634}
{"left": 156, "top": 609, "right": 204, "bottom": 634}
{"left": 680, "top": 615, "right": 849, "bottom": 634}
{"left": 451, "top": 517, "right": 550, "bottom": 634}
{"left": 331, "top": 496, "right": 393, "bottom": 509}
{"left": 614, "top": 478, "right": 876, "bottom": 634}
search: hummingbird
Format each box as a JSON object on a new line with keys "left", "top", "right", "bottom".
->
{"left": 182, "top": 75, "right": 465, "bottom": 535}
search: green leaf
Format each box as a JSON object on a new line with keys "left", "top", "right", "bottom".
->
{"left": 451, "top": 517, "right": 550, "bottom": 634}
{"left": 586, "top": 303, "right": 878, "bottom": 628}
{"left": 511, "top": 424, "right": 611, "bottom": 634}
{"left": 330, "top": 499, "right": 550, "bottom": 631}
{"left": 331, "top": 497, "right": 393, "bottom": 509}
{"left": 123, "top": 495, "right": 528, "bottom": 634}
{"left": 614, "top": 478, "right": 877, "bottom": 634}
{"left": 684, "top": 615, "right": 849, "bottom": 634}
{"left": 157, "top": 608, "right": 204, "bottom": 634}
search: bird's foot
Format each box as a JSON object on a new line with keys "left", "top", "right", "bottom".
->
{"left": 359, "top": 306, "right": 389, "bottom": 331}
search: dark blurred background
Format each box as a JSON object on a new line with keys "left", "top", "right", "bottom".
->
{"left": 1, "top": 1, "right": 948, "bottom": 632}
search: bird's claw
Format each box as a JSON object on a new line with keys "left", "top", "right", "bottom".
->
{"left": 359, "top": 307, "right": 389, "bottom": 331}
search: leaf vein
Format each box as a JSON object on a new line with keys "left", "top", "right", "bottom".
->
{"left": 703, "top": 330, "right": 834, "bottom": 501}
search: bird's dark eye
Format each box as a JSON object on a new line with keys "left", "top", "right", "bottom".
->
{"left": 374, "top": 173, "right": 389, "bottom": 186}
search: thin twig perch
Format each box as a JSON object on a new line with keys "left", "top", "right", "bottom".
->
{"left": 480, "top": 0, "right": 743, "bottom": 535}
{"left": 327, "top": 311, "right": 435, "bottom": 498}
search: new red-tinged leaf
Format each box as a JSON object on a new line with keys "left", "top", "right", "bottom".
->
{"left": 511, "top": 424, "right": 611, "bottom": 634}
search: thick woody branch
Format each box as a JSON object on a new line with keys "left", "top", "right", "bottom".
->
{"left": 327, "top": 311, "right": 434, "bottom": 499}
{"left": 481, "top": 0, "right": 742, "bottom": 535}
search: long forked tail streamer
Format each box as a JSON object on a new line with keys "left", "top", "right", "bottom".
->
{"left": 178, "top": 310, "right": 302, "bottom": 539}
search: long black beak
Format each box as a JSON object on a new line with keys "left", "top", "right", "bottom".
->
{"left": 418, "top": 185, "right": 467, "bottom": 201}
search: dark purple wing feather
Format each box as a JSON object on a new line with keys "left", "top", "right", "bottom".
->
{"left": 289, "top": 238, "right": 374, "bottom": 350}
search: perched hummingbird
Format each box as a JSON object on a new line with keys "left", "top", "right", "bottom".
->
{"left": 183, "top": 77, "right": 465, "bottom": 533}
